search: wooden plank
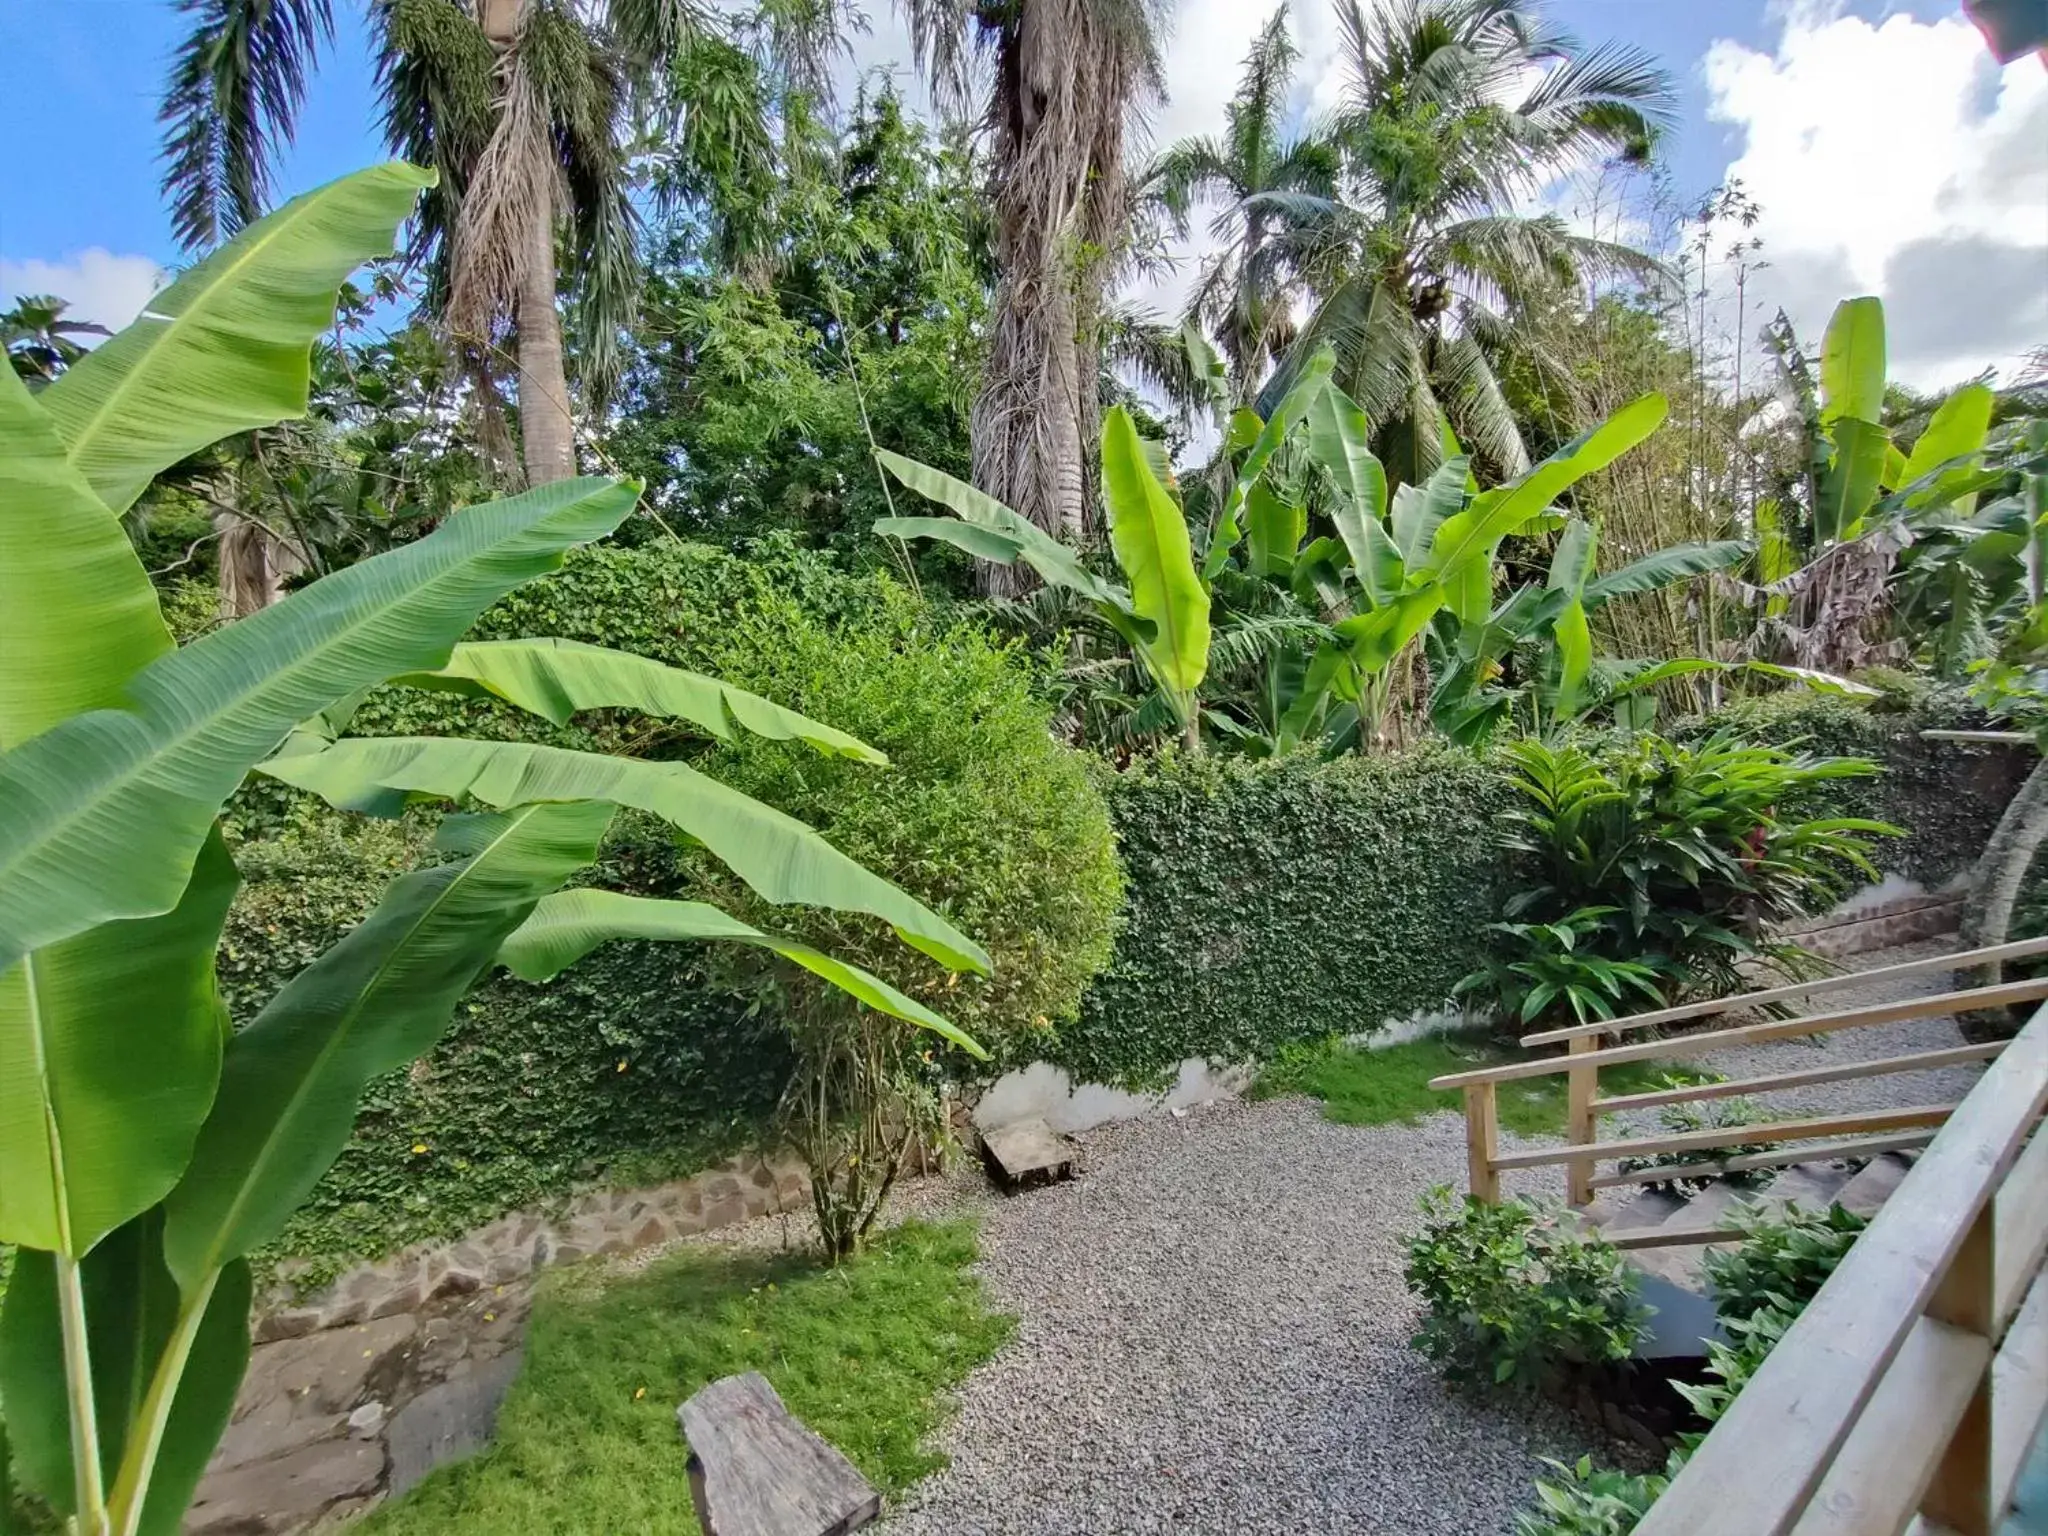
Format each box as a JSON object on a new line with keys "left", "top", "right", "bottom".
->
{"left": 1920, "top": 729, "right": 2034, "bottom": 744}
{"left": 1600, "top": 1221, "right": 1747, "bottom": 1251}
{"left": 1431, "top": 977, "right": 2048, "bottom": 1092}
{"left": 1519, "top": 938, "right": 2048, "bottom": 1048}
{"left": 1990, "top": 1266, "right": 2048, "bottom": 1518}
{"left": 1922, "top": 1206, "right": 1997, "bottom": 1535}
{"left": 1586, "top": 1132, "right": 1940, "bottom": 1192}
{"left": 1631, "top": 1008, "right": 2048, "bottom": 1536}
{"left": 1567, "top": 1034, "right": 1597, "bottom": 1206}
{"left": 678, "top": 1372, "right": 881, "bottom": 1536}
{"left": 1493, "top": 1104, "right": 1959, "bottom": 1174}
{"left": 1465, "top": 1083, "right": 1499, "bottom": 1203}
{"left": 1995, "top": 1128, "right": 2048, "bottom": 1331}
{"left": 1595, "top": 1042, "right": 2005, "bottom": 1116}
{"left": 1790, "top": 1317, "right": 1992, "bottom": 1536}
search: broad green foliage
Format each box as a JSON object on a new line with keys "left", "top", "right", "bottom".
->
{"left": 1456, "top": 905, "right": 1666, "bottom": 1028}
{"left": 0, "top": 166, "right": 988, "bottom": 1536}
{"left": 1482, "top": 732, "right": 1895, "bottom": 1005}
{"left": 1702, "top": 1201, "right": 1867, "bottom": 1323}
{"left": 1405, "top": 1188, "right": 1648, "bottom": 1389}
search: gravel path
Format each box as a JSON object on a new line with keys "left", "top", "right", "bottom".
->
{"left": 880, "top": 941, "right": 1983, "bottom": 1536}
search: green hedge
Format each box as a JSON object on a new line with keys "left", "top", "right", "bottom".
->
{"left": 1042, "top": 745, "right": 1515, "bottom": 1087}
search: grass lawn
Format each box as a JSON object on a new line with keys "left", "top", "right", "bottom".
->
{"left": 1253, "top": 1034, "right": 1714, "bottom": 1138}
{"left": 361, "top": 1218, "right": 1013, "bottom": 1536}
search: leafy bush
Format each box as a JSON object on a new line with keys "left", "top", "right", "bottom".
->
{"left": 1054, "top": 744, "right": 1513, "bottom": 1085}
{"left": 1405, "top": 1188, "right": 1649, "bottom": 1388}
{"left": 1480, "top": 731, "right": 1895, "bottom": 1005}
{"left": 1614, "top": 1097, "right": 1784, "bottom": 1194}
{"left": 1517, "top": 1457, "right": 1667, "bottom": 1536}
{"left": 1693, "top": 688, "right": 2024, "bottom": 885}
{"left": 682, "top": 585, "right": 1123, "bottom": 1253}
{"left": 1458, "top": 905, "right": 1667, "bottom": 1028}
{"left": 1701, "top": 1201, "right": 1866, "bottom": 1322}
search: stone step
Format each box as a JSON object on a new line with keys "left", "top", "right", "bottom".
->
{"left": 1835, "top": 1150, "right": 1918, "bottom": 1217}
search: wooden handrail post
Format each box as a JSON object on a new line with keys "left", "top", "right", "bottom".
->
{"left": 1566, "top": 1034, "right": 1596, "bottom": 1206}
{"left": 1922, "top": 1201, "right": 1997, "bottom": 1535}
{"left": 1465, "top": 1082, "right": 1500, "bottom": 1203}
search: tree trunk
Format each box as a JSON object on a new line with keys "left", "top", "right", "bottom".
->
{"left": 514, "top": 204, "right": 575, "bottom": 485}
{"left": 215, "top": 510, "right": 305, "bottom": 618}
{"left": 1958, "top": 754, "right": 2048, "bottom": 1039}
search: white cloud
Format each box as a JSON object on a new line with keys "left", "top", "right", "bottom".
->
{"left": 1703, "top": 1, "right": 2048, "bottom": 388}
{"left": 0, "top": 249, "right": 163, "bottom": 335}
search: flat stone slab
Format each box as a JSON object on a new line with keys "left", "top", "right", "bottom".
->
{"left": 980, "top": 1117, "right": 1079, "bottom": 1190}
{"left": 386, "top": 1348, "right": 524, "bottom": 1497}
{"left": 679, "top": 1371, "right": 879, "bottom": 1536}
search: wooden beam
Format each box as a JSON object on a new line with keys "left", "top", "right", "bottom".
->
{"left": 1595, "top": 1042, "right": 2007, "bottom": 1116}
{"left": 1520, "top": 937, "right": 2048, "bottom": 1049}
{"left": 1465, "top": 1083, "right": 1499, "bottom": 1203}
{"left": 1630, "top": 1008, "right": 2048, "bottom": 1536}
{"left": 1430, "top": 977, "right": 2048, "bottom": 1093}
{"left": 1919, "top": 729, "right": 2034, "bottom": 745}
{"left": 1921, "top": 1205, "right": 1997, "bottom": 1535}
{"left": 1585, "top": 1131, "right": 1940, "bottom": 1192}
{"left": 1996, "top": 1128, "right": 2048, "bottom": 1331}
{"left": 1493, "top": 1104, "right": 1959, "bottom": 1174}
{"left": 1566, "top": 1034, "right": 1596, "bottom": 1206}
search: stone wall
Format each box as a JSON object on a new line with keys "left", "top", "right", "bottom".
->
{"left": 193, "top": 1152, "right": 808, "bottom": 1534}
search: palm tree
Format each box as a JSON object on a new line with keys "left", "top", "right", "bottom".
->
{"left": 159, "top": 0, "right": 765, "bottom": 488}
{"left": 2, "top": 294, "right": 113, "bottom": 385}
{"left": 1148, "top": 7, "right": 1338, "bottom": 403}
{"left": 899, "top": 0, "right": 1169, "bottom": 583}
{"left": 1262, "top": 0, "right": 1673, "bottom": 487}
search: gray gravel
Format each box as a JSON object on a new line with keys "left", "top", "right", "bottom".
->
{"left": 880, "top": 942, "right": 1983, "bottom": 1535}
{"left": 886, "top": 1100, "right": 1585, "bottom": 1536}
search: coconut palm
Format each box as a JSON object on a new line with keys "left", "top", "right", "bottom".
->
{"left": 2, "top": 293, "right": 114, "bottom": 385}
{"left": 1148, "top": 7, "right": 1338, "bottom": 403}
{"left": 1261, "top": 0, "right": 1673, "bottom": 488}
{"left": 898, "top": 0, "right": 1169, "bottom": 583}
{"left": 159, "top": 0, "right": 777, "bottom": 488}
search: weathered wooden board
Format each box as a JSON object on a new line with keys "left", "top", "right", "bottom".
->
{"left": 678, "top": 1372, "right": 880, "bottom": 1536}
{"left": 980, "top": 1117, "right": 1079, "bottom": 1189}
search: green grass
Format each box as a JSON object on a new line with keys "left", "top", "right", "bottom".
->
{"left": 360, "top": 1219, "right": 1014, "bottom": 1536}
{"left": 1252, "top": 1033, "right": 1715, "bottom": 1138}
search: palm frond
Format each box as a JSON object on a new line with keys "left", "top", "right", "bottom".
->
{"left": 160, "top": 0, "right": 334, "bottom": 250}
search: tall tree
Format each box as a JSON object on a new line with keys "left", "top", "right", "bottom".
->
{"left": 159, "top": 0, "right": 757, "bottom": 489}
{"left": 1149, "top": 7, "right": 1337, "bottom": 403}
{"left": 900, "top": 0, "right": 1169, "bottom": 586}
{"left": 1264, "top": 0, "right": 1672, "bottom": 486}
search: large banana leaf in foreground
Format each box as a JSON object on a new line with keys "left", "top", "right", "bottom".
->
{"left": 0, "top": 476, "right": 641, "bottom": 975}
{"left": 498, "top": 890, "right": 984, "bottom": 1057}
{"left": 1102, "top": 407, "right": 1209, "bottom": 701}
{"left": 40, "top": 164, "right": 433, "bottom": 514}
{"left": 391, "top": 639, "right": 886, "bottom": 761}
{"left": 0, "top": 1212, "right": 251, "bottom": 1533}
{"left": 257, "top": 736, "right": 991, "bottom": 974}
{"left": 162, "top": 803, "right": 616, "bottom": 1286}
{"left": 0, "top": 372, "right": 244, "bottom": 1257}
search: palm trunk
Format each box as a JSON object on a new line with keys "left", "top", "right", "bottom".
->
{"left": 1959, "top": 754, "right": 2048, "bottom": 1038}
{"left": 514, "top": 204, "right": 575, "bottom": 484}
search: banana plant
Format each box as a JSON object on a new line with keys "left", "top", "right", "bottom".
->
{"left": 876, "top": 407, "right": 1213, "bottom": 746}
{"left": 0, "top": 165, "right": 987, "bottom": 1536}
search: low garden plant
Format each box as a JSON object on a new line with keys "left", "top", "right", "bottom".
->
{"left": 1405, "top": 1188, "right": 1648, "bottom": 1389}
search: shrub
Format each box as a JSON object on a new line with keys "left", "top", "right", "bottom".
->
{"left": 1405, "top": 1187, "right": 1649, "bottom": 1389}
{"left": 1516, "top": 1457, "right": 1668, "bottom": 1536}
{"left": 1701, "top": 1201, "right": 1866, "bottom": 1322}
{"left": 683, "top": 585, "right": 1123, "bottom": 1254}
{"left": 1478, "top": 731, "right": 1895, "bottom": 1007}
{"left": 1457, "top": 905, "right": 1668, "bottom": 1029}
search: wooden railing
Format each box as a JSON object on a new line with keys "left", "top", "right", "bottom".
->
{"left": 1634, "top": 999, "right": 2048, "bottom": 1536}
{"left": 1428, "top": 936, "right": 2048, "bottom": 1225}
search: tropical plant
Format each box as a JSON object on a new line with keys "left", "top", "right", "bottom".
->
{"left": 3, "top": 294, "right": 113, "bottom": 386}
{"left": 1516, "top": 1456, "right": 1667, "bottom": 1536}
{"left": 1454, "top": 905, "right": 1665, "bottom": 1028}
{"left": 1147, "top": 7, "right": 1339, "bottom": 401}
{"left": 157, "top": 0, "right": 793, "bottom": 488}
{"left": 1260, "top": 0, "right": 1673, "bottom": 485}
{"left": 898, "top": 0, "right": 1170, "bottom": 570}
{"left": 1701, "top": 1200, "right": 1866, "bottom": 1323}
{"left": 0, "top": 163, "right": 988, "bottom": 1536}
{"left": 1405, "top": 1186, "right": 1648, "bottom": 1389}
{"left": 1491, "top": 732, "right": 1896, "bottom": 999}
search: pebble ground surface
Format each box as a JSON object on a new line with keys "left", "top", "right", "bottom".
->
{"left": 881, "top": 941, "right": 1987, "bottom": 1536}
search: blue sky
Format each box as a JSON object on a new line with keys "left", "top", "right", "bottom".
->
{"left": 4, "top": 0, "right": 2041, "bottom": 386}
